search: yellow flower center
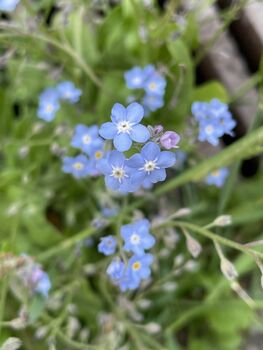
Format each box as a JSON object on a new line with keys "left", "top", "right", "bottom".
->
{"left": 149, "top": 82, "right": 157, "bottom": 91}
{"left": 73, "top": 162, "right": 84, "bottom": 170}
{"left": 211, "top": 170, "right": 220, "bottom": 177}
{"left": 132, "top": 261, "right": 141, "bottom": 271}
{"left": 45, "top": 104, "right": 54, "bottom": 113}
{"left": 95, "top": 151, "right": 103, "bottom": 159}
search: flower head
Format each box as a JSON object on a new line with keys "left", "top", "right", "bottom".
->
{"left": 143, "top": 94, "right": 164, "bottom": 112}
{"left": 124, "top": 65, "right": 154, "bottom": 89}
{"left": 0, "top": 0, "right": 20, "bottom": 12}
{"left": 56, "top": 81, "right": 82, "bottom": 104}
{"left": 160, "top": 131, "right": 180, "bottom": 149}
{"left": 62, "top": 155, "right": 91, "bottom": 179}
{"left": 127, "top": 142, "right": 176, "bottom": 189}
{"left": 71, "top": 124, "right": 104, "bottom": 155}
{"left": 37, "top": 88, "right": 60, "bottom": 122}
{"left": 144, "top": 73, "right": 166, "bottom": 96}
{"left": 205, "top": 167, "right": 229, "bottom": 187}
{"left": 99, "top": 102, "right": 150, "bottom": 152}
{"left": 96, "top": 150, "right": 135, "bottom": 192}
{"left": 98, "top": 235, "right": 117, "bottom": 256}
{"left": 121, "top": 219, "right": 155, "bottom": 256}
{"left": 127, "top": 253, "right": 154, "bottom": 286}
{"left": 32, "top": 269, "right": 51, "bottom": 298}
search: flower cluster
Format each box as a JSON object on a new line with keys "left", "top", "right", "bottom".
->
{"left": 98, "top": 219, "right": 155, "bottom": 291}
{"left": 124, "top": 65, "right": 166, "bottom": 114}
{"left": 0, "top": 0, "right": 20, "bottom": 12}
{"left": 98, "top": 102, "right": 178, "bottom": 192}
{"left": 205, "top": 167, "right": 229, "bottom": 187}
{"left": 192, "top": 99, "right": 236, "bottom": 146}
{"left": 37, "top": 81, "right": 82, "bottom": 122}
{"left": 62, "top": 125, "right": 105, "bottom": 179}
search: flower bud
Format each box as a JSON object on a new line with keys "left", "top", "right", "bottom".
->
{"left": 160, "top": 131, "right": 180, "bottom": 149}
{"left": 213, "top": 215, "right": 232, "bottom": 227}
{"left": 1, "top": 338, "right": 22, "bottom": 350}
{"left": 185, "top": 233, "right": 202, "bottom": 258}
{"left": 220, "top": 258, "right": 238, "bottom": 281}
{"left": 152, "top": 125, "right": 164, "bottom": 136}
{"left": 145, "top": 322, "right": 161, "bottom": 334}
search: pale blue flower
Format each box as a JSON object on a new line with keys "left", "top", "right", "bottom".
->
{"left": 142, "top": 94, "right": 164, "bottom": 112}
{"left": 144, "top": 73, "right": 166, "bottom": 96}
{"left": 0, "top": 0, "right": 20, "bottom": 12}
{"left": 127, "top": 142, "right": 176, "bottom": 188}
{"left": 37, "top": 88, "right": 60, "bottom": 122}
{"left": 124, "top": 65, "right": 155, "bottom": 89}
{"left": 205, "top": 167, "right": 229, "bottom": 187}
{"left": 98, "top": 235, "right": 117, "bottom": 256}
{"left": 56, "top": 81, "right": 82, "bottom": 104}
{"left": 121, "top": 219, "right": 155, "bottom": 256}
{"left": 71, "top": 124, "right": 104, "bottom": 155}
{"left": 99, "top": 102, "right": 150, "bottom": 152}
{"left": 62, "top": 155, "right": 91, "bottom": 179}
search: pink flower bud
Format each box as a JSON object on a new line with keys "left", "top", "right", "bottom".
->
{"left": 160, "top": 131, "right": 180, "bottom": 149}
{"left": 152, "top": 125, "right": 164, "bottom": 136}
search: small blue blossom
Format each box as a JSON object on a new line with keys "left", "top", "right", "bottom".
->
{"left": 96, "top": 151, "right": 135, "bottom": 192}
{"left": 62, "top": 154, "right": 91, "bottom": 179}
{"left": 107, "top": 258, "right": 125, "bottom": 283}
{"left": 126, "top": 253, "right": 154, "bottom": 287}
{"left": 71, "top": 124, "right": 104, "bottom": 155}
{"left": 144, "top": 72, "right": 166, "bottom": 96}
{"left": 121, "top": 219, "right": 155, "bottom": 256}
{"left": 127, "top": 142, "right": 176, "bottom": 189}
{"left": 142, "top": 94, "right": 164, "bottom": 112}
{"left": 0, "top": 0, "right": 20, "bottom": 12}
{"left": 56, "top": 81, "right": 82, "bottom": 104}
{"left": 124, "top": 65, "right": 154, "bottom": 89}
{"left": 30, "top": 266, "right": 51, "bottom": 298}
{"left": 205, "top": 167, "right": 229, "bottom": 187}
{"left": 101, "top": 207, "right": 118, "bottom": 218}
{"left": 99, "top": 102, "right": 150, "bottom": 152}
{"left": 192, "top": 99, "right": 236, "bottom": 146}
{"left": 98, "top": 235, "right": 117, "bottom": 256}
{"left": 37, "top": 88, "right": 60, "bottom": 122}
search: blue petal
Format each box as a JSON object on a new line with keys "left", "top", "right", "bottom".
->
{"left": 130, "top": 171, "right": 145, "bottom": 186}
{"left": 130, "top": 124, "right": 150, "bottom": 143}
{"left": 126, "top": 102, "right": 144, "bottom": 124}
{"left": 111, "top": 103, "right": 127, "bottom": 123}
{"left": 99, "top": 122, "right": 117, "bottom": 139}
{"left": 126, "top": 154, "right": 144, "bottom": 168}
{"left": 149, "top": 169, "right": 166, "bottom": 183}
{"left": 157, "top": 151, "right": 176, "bottom": 168}
{"left": 113, "top": 133, "right": 132, "bottom": 152}
{"left": 108, "top": 151, "right": 125, "bottom": 167}
{"left": 96, "top": 159, "right": 111, "bottom": 174}
{"left": 139, "top": 266, "right": 151, "bottom": 279}
{"left": 142, "top": 234, "right": 156, "bottom": 249}
{"left": 141, "top": 142, "right": 160, "bottom": 160}
{"left": 105, "top": 176, "right": 119, "bottom": 190}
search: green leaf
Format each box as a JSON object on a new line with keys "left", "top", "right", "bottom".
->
{"left": 28, "top": 295, "right": 46, "bottom": 323}
{"left": 192, "top": 81, "right": 229, "bottom": 103}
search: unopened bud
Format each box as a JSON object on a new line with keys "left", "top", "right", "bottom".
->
{"left": 185, "top": 233, "right": 202, "bottom": 258}
{"left": 145, "top": 322, "right": 161, "bottom": 334}
{"left": 220, "top": 258, "right": 238, "bottom": 281}
{"left": 35, "top": 326, "right": 49, "bottom": 339}
{"left": 18, "top": 146, "right": 29, "bottom": 159}
{"left": 9, "top": 317, "right": 27, "bottom": 330}
{"left": 213, "top": 215, "right": 232, "bottom": 227}
{"left": 1, "top": 338, "right": 22, "bottom": 350}
{"left": 174, "top": 208, "right": 192, "bottom": 218}
{"left": 67, "top": 316, "right": 80, "bottom": 339}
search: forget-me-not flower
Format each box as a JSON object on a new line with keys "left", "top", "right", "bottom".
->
{"left": 98, "top": 235, "right": 117, "bottom": 256}
{"left": 99, "top": 102, "right": 150, "bottom": 152}
{"left": 127, "top": 142, "right": 176, "bottom": 188}
{"left": 126, "top": 253, "right": 154, "bottom": 286}
{"left": 121, "top": 219, "right": 155, "bottom": 256}
{"left": 0, "top": 0, "right": 20, "bottom": 12}
{"left": 56, "top": 81, "right": 82, "bottom": 104}
{"left": 142, "top": 94, "right": 164, "bottom": 112}
{"left": 62, "top": 154, "right": 91, "bottom": 179}
{"left": 124, "top": 65, "right": 154, "bottom": 89}
{"left": 71, "top": 124, "right": 104, "bottom": 155}
{"left": 144, "top": 73, "right": 166, "bottom": 96}
{"left": 37, "top": 88, "right": 60, "bottom": 122}
{"left": 96, "top": 150, "right": 134, "bottom": 192}
{"left": 205, "top": 167, "right": 229, "bottom": 187}
{"left": 30, "top": 266, "right": 51, "bottom": 298}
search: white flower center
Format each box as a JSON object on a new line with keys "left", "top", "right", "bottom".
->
{"left": 149, "top": 82, "right": 157, "bottom": 91}
{"left": 73, "top": 162, "right": 84, "bottom": 170}
{"left": 141, "top": 159, "right": 159, "bottom": 174}
{"left": 133, "top": 77, "right": 142, "bottom": 85}
{"left": 205, "top": 125, "right": 214, "bottom": 135}
{"left": 111, "top": 166, "right": 128, "bottom": 182}
{"left": 130, "top": 233, "right": 141, "bottom": 245}
{"left": 45, "top": 104, "right": 54, "bottom": 113}
{"left": 82, "top": 134, "right": 91, "bottom": 144}
{"left": 117, "top": 120, "right": 133, "bottom": 134}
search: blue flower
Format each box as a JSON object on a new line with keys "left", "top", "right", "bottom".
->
{"left": 121, "top": 219, "right": 155, "bottom": 256}
{"left": 192, "top": 99, "right": 236, "bottom": 146}
{"left": 144, "top": 72, "right": 166, "bottom": 96}
{"left": 142, "top": 94, "right": 164, "bottom": 112}
{"left": 56, "top": 81, "right": 82, "bottom": 104}
{"left": 107, "top": 258, "right": 125, "bottom": 282}
{"left": 96, "top": 151, "right": 135, "bottom": 192}
{"left": 98, "top": 235, "right": 117, "bottom": 256}
{"left": 37, "top": 88, "right": 60, "bottom": 122}
{"left": 127, "top": 142, "right": 176, "bottom": 188}
{"left": 99, "top": 102, "right": 150, "bottom": 152}
{"left": 124, "top": 65, "right": 154, "bottom": 89}
{"left": 205, "top": 167, "right": 229, "bottom": 187}
{"left": 101, "top": 207, "right": 118, "bottom": 218}
{"left": 71, "top": 124, "right": 104, "bottom": 155}
{"left": 0, "top": 0, "right": 20, "bottom": 12}
{"left": 62, "top": 154, "right": 91, "bottom": 179}
{"left": 126, "top": 253, "right": 154, "bottom": 286}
